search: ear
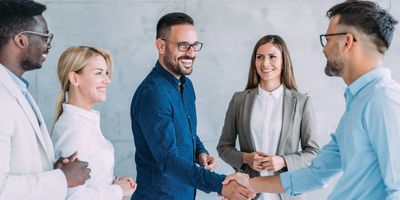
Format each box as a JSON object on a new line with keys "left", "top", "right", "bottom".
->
{"left": 14, "top": 34, "right": 29, "bottom": 49}
{"left": 68, "top": 71, "right": 79, "bottom": 87}
{"left": 155, "top": 38, "right": 166, "bottom": 55}
{"left": 344, "top": 33, "right": 356, "bottom": 51}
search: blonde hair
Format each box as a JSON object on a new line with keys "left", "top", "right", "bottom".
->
{"left": 245, "top": 35, "right": 297, "bottom": 91}
{"left": 53, "top": 46, "right": 112, "bottom": 128}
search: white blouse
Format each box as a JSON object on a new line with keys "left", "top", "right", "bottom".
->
{"left": 52, "top": 103, "right": 122, "bottom": 200}
{"left": 250, "top": 84, "right": 284, "bottom": 200}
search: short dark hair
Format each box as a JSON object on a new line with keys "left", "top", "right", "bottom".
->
{"left": 327, "top": 0, "right": 398, "bottom": 53}
{"left": 0, "top": 0, "right": 46, "bottom": 49}
{"left": 156, "top": 12, "right": 194, "bottom": 39}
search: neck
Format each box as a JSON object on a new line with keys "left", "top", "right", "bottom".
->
{"left": 0, "top": 50, "right": 24, "bottom": 77}
{"left": 259, "top": 80, "right": 281, "bottom": 92}
{"left": 67, "top": 92, "right": 93, "bottom": 111}
{"left": 342, "top": 51, "right": 383, "bottom": 85}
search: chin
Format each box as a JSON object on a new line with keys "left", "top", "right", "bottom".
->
{"left": 94, "top": 96, "right": 107, "bottom": 103}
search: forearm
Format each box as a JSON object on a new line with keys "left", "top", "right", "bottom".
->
{"left": 163, "top": 152, "right": 225, "bottom": 193}
{"left": 249, "top": 175, "right": 284, "bottom": 194}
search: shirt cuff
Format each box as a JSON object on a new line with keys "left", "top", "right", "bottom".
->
{"left": 113, "top": 184, "right": 124, "bottom": 198}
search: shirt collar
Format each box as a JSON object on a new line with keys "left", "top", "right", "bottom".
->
{"left": 0, "top": 63, "right": 30, "bottom": 93}
{"left": 62, "top": 103, "right": 100, "bottom": 125}
{"left": 155, "top": 60, "right": 186, "bottom": 90}
{"left": 346, "top": 68, "right": 390, "bottom": 98}
{"left": 257, "top": 84, "right": 284, "bottom": 100}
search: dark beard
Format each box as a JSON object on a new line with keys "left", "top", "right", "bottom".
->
{"left": 325, "top": 59, "right": 344, "bottom": 77}
{"left": 21, "top": 60, "right": 42, "bottom": 71}
{"left": 20, "top": 45, "right": 42, "bottom": 71}
{"left": 163, "top": 49, "right": 194, "bottom": 76}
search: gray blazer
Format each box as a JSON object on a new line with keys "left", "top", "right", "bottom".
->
{"left": 217, "top": 87, "right": 320, "bottom": 200}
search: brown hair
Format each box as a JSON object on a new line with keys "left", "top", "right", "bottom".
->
{"left": 245, "top": 35, "right": 297, "bottom": 91}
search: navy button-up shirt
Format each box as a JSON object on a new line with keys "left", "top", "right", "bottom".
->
{"left": 130, "top": 61, "right": 225, "bottom": 200}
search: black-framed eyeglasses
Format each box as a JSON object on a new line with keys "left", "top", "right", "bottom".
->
{"left": 319, "top": 32, "right": 347, "bottom": 47}
{"left": 161, "top": 39, "right": 203, "bottom": 52}
{"left": 18, "top": 31, "right": 54, "bottom": 46}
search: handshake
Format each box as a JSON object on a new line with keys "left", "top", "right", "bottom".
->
{"left": 221, "top": 173, "right": 256, "bottom": 200}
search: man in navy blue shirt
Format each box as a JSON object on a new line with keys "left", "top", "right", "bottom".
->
{"left": 130, "top": 12, "right": 255, "bottom": 200}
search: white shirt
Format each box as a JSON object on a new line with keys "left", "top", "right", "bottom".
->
{"left": 52, "top": 103, "right": 123, "bottom": 200}
{"left": 250, "top": 84, "right": 284, "bottom": 200}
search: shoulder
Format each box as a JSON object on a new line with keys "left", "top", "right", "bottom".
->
{"left": 233, "top": 88, "right": 255, "bottom": 100}
{"left": 286, "top": 89, "right": 311, "bottom": 103}
{"left": 52, "top": 114, "right": 91, "bottom": 144}
{"left": 134, "top": 79, "right": 170, "bottom": 104}
{"left": 367, "top": 79, "right": 400, "bottom": 109}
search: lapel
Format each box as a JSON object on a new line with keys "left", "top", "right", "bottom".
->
{"left": 0, "top": 66, "right": 53, "bottom": 164}
{"left": 241, "top": 88, "right": 257, "bottom": 151}
{"left": 276, "top": 88, "right": 296, "bottom": 155}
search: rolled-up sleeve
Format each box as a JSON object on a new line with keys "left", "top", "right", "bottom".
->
{"left": 280, "top": 134, "right": 342, "bottom": 196}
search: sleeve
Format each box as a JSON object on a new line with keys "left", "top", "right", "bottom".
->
{"left": 134, "top": 87, "right": 225, "bottom": 194}
{"left": 217, "top": 93, "right": 244, "bottom": 170}
{"left": 364, "top": 91, "right": 400, "bottom": 199}
{"left": 52, "top": 124, "right": 123, "bottom": 200}
{"left": 280, "top": 133, "right": 342, "bottom": 196}
{"left": 66, "top": 184, "right": 122, "bottom": 200}
{"left": 195, "top": 135, "right": 209, "bottom": 163}
{"left": 282, "top": 96, "right": 320, "bottom": 170}
{"left": 0, "top": 91, "right": 67, "bottom": 200}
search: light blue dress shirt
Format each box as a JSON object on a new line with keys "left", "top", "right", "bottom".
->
{"left": 280, "top": 68, "right": 400, "bottom": 199}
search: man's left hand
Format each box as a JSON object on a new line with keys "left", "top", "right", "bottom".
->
{"left": 198, "top": 153, "right": 216, "bottom": 171}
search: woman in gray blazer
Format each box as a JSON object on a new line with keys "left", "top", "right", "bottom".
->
{"left": 217, "top": 35, "right": 320, "bottom": 200}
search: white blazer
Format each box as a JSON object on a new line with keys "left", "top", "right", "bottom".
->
{"left": 0, "top": 64, "right": 67, "bottom": 200}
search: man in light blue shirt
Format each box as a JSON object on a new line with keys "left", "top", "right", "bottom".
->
{"left": 224, "top": 1, "right": 400, "bottom": 199}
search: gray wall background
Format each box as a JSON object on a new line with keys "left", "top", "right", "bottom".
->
{"left": 28, "top": 0, "right": 400, "bottom": 199}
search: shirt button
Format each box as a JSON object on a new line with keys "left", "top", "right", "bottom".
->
{"left": 187, "top": 115, "right": 191, "bottom": 119}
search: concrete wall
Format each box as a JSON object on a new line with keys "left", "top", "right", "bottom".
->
{"left": 29, "top": 0, "right": 400, "bottom": 199}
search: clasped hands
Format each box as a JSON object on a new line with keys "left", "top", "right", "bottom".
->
{"left": 53, "top": 151, "right": 91, "bottom": 187}
{"left": 114, "top": 176, "right": 137, "bottom": 197}
{"left": 242, "top": 152, "right": 286, "bottom": 172}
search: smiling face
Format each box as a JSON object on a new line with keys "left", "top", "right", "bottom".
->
{"left": 160, "top": 24, "right": 198, "bottom": 78}
{"left": 20, "top": 15, "right": 51, "bottom": 71}
{"left": 73, "top": 54, "right": 111, "bottom": 106}
{"left": 255, "top": 42, "right": 283, "bottom": 86}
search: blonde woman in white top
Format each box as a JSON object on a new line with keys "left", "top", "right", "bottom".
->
{"left": 52, "top": 46, "right": 136, "bottom": 199}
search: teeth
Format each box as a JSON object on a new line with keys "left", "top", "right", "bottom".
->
{"left": 181, "top": 60, "right": 192, "bottom": 64}
{"left": 42, "top": 54, "right": 47, "bottom": 58}
{"left": 261, "top": 69, "right": 273, "bottom": 73}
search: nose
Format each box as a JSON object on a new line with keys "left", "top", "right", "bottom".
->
{"left": 185, "top": 46, "right": 196, "bottom": 57}
{"left": 103, "top": 75, "right": 111, "bottom": 85}
{"left": 262, "top": 58, "right": 270, "bottom": 67}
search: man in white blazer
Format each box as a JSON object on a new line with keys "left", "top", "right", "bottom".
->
{"left": 0, "top": 0, "right": 91, "bottom": 199}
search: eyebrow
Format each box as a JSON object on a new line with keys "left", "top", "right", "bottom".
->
{"left": 92, "top": 68, "right": 106, "bottom": 71}
{"left": 257, "top": 52, "right": 278, "bottom": 55}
